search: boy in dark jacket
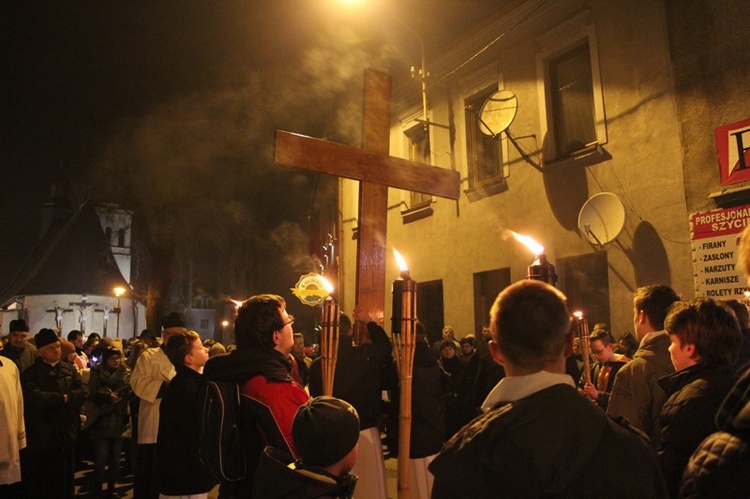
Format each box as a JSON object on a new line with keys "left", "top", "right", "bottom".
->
{"left": 657, "top": 298, "right": 741, "bottom": 497}
{"left": 253, "top": 396, "right": 359, "bottom": 498}
{"left": 157, "top": 330, "right": 216, "bottom": 498}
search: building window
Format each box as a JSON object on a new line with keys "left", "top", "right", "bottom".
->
{"left": 400, "top": 119, "right": 434, "bottom": 224}
{"left": 117, "top": 228, "right": 126, "bottom": 247}
{"left": 549, "top": 44, "right": 596, "bottom": 157}
{"left": 193, "top": 297, "right": 204, "bottom": 308}
{"left": 104, "top": 227, "right": 112, "bottom": 245}
{"left": 464, "top": 84, "right": 508, "bottom": 201}
{"left": 537, "top": 17, "right": 607, "bottom": 164}
{"left": 405, "top": 124, "right": 432, "bottom": 208}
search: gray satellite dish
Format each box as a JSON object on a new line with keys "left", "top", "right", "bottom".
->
{"left": 479, "top": 90, "right": 518, "bottom": 136}
{"left": 578, "top": 192, "right": 626, "bottom": 247}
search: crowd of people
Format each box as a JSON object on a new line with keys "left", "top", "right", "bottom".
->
{"left": 3, "top": 238, "right": 750, "bottom": 498}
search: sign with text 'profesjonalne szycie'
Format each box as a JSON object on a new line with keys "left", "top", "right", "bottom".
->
{"left": 691, "top": 205, "right": 750, "bottom": 299}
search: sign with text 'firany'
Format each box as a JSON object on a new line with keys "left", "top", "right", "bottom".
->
{"left": 690, "top": 205, "right": 750, "bottom": 299}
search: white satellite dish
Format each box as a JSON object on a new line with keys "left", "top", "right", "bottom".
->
{"left": 479, "top": 89, "right": 518, "bottom": 137}
{"left": 578, "top": 192, "right": 626, "bottom": 247}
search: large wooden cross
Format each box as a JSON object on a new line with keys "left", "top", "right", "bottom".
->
{"left": 275, "top": 68, "right": 459, "bottom": 323}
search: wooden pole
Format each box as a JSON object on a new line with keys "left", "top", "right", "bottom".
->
{"left": 393, "top": 273, "right": 417, "bottom": 499}
{"left": 321, "top": 296, "right": 340, "bottom": 396}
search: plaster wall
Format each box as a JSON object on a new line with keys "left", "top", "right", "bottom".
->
{"left": 341, "top": 0, "right": 695, "bottom": 337}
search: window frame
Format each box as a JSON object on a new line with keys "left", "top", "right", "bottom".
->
{"left": 399, "top": 109, "right": 435, "bottom": 224}
{"left": 536, "top": 14, "right": 607, "bottom": 164}
{"left": 460, "top": 70, "right": 510, "bottom": 202}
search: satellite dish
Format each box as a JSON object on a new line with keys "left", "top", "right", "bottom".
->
{"left": 479, "top": 90, "right": 518, "bottom": 136}
{"left": 578, "top": 192, "right": 626, "bottom": 247}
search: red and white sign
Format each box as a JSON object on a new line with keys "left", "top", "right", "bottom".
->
{"left": 716, "top": 117, "right": 750, "bottom": 185}
{"left": 690, "top": 205, "right": 750, "bottom": 299}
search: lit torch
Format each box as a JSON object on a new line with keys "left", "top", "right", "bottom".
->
{"left": 319, "top": 276, "right": 340, "bottom": 396}
{"left": 391, "top": 248, "right": 417, "bottom": 499}
{"left": 573, "top": 311, "right": 592, "bottom": 386}
{"left": 507, "top": 230, "right": 558, "bottom": 286}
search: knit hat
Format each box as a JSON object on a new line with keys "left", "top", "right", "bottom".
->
{"left": 35, "top": 328, "right": 60, "bottom": 349}
{"left": 292, "top": 396, "right": 360, "bottom": 467}
{"left": 9, "top": 319, "right": 28, "bottom": 333}
{"left": 162, "top": 312, "right": 187, "bottom": 329}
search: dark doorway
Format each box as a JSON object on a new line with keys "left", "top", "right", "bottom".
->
{"left": 473, "top": 268, "right": 512, "bottom": 335}
{"left": 557, "top": 252, "right": 610, "bottom": 327}
{"left": 417, "top": 279, "right": 445, "bottom": 346}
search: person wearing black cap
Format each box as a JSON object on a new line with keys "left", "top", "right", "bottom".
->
{"left": 129, "top": 312, "right": 185, "bottom": 498}
{"left": 253, "top": 396, "right": 360, "bottom": 498}
{"left": 20, "top": 328, "right": 87, "bottom": 498}
{"left": 1, "top": 319, "right": 36, "bottom": 373}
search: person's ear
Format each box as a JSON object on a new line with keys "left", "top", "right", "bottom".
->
{"left": 636, "top": 310, "right": 647, "bottom": 327}
{"left": 489, "top": 339, "right": 505, "bottom": 366}
{"left": 684, "top": 342, "right": 698, "bottom": 359}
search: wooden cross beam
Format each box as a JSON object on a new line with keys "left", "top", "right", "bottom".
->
{"left": 275, "top": 68, "right": 459, "bottom": 326}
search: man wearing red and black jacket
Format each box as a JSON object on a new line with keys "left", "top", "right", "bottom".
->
{"left": 204, "top": 294, "right": 309, "bottom": 499}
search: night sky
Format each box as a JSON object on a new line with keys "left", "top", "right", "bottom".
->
{"left": 0, "top": 0, "right": 501, "bottom": 304}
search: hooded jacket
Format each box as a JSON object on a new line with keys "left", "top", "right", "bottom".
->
{"left": 429, "top": 383, "right": 668, "bottom": 498}
{"left": 252, "top": 446, "right": 357, "bottom": 499}
{"left": 204, "top": 347, "right": 310, "bottom": 498}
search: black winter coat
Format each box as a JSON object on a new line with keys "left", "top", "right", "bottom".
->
{"left": 21, "top": 358, "right": 87, "bottom": 451}
{"left": 309, "top": 321, "right": 392, "bottom": 430}
{"left": 411, "top": 342, "right": 445, "bottom": 458}
{"left": 157, "top": 365, "right": 217, "bottom": 495}
{"left": 86, "top": 363, "right": 131, "bottom": 439}
{"left": 657, "top": 364, "right": 737, "bottom": 498}
{"left": 429, "top": 383, "right": 668, "bottom": 498}
{"left": 679, "top": 367, "right": 750, "bottom": 498}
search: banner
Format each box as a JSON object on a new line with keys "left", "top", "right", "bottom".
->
{"left": 690, "top": 205, "right": 750, "bottom": 299}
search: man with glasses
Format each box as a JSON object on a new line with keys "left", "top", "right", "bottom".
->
{"left": 204, "top": 294, "right": 309, "bottom": 498}
{"left": 583, "top": 329, "right": 631, "bottom": 409}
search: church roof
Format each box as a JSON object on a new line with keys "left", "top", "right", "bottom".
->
{"left": 0, "top": 201, "right": 130, "bottom": 305}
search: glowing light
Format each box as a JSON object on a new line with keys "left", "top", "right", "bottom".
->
{"left": 573, "top": 311, "right": 583, "bottom": 320}
{"left": 221, "top": 320, "right": 229, "bottom": 327}
{"left": 508, "top": 230, "right": 544, "bottom": 256}
{"left": 320, "top": 275, "right": 335, "bottom": 294}
{"left": 393, "top": 248, "right": 409, "bottom": 272}
{"left": 230, "top": 299, "right": 244, "bottom": 309}
{"left": 113, "top": 287, "right": 125, "bottom": 297}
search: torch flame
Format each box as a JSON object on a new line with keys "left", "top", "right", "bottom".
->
{"left": 393, "top": 248, "right": 409, "bottom": 272}
{"left": 573, "top": 311, "right": 583, "bottom": 320}
{"left": 230, "top": 299, "right": 244, "bottom": 309}
{"left": 508, "top": 230, "right": 544, "bottom": 256}
{"left": 320, "top": 275, "right": 335, "bottom": 294}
